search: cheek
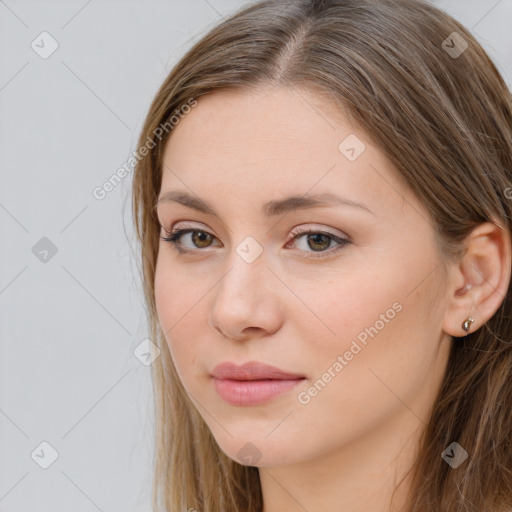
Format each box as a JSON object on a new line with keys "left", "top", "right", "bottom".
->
{"left": 288, "top": 291, "right": 431, "bottom": 450}
{"left": 154, "top": 260, "right": 209, "bottom": 377}
{"left": 300, "top": 275, "right": 437, "bottom": 400}
{"left": 154, "top": 262, "right": 176, "bottom": 334}
{"left": 154, "top": 258, "right": 201, "bottom": 327}
{"left": 291, "top": 266, "right": 431, "bottom": 402}
{"left": 291, "top": 272, "right": 396, "bottom": 355}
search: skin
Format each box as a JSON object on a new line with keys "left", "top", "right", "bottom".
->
{"left": 153, "top": 85, "right": 511, "bottom": 512}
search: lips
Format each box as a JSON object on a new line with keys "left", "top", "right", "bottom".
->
{"left": 211, "top": 360, "right": 305, "bottom": 380}
{"left": 211, "top": 361, "right": 306, "bottom": 406}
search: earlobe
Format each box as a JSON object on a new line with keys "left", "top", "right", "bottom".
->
{"left": 442, "top": 220, "right": 511, "bottom": 338}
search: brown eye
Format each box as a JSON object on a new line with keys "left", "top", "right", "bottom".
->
{"left": 160, "top": 228, "right": 217, "bottom": 251}
{"left": 304, "top": 233, "right": 332, "bottom": 252}
{"left": 289, "top": 228, "right": 350, "bottom": 258}
{"left": 191, "top": 230, "right": 213, "bottom": 248}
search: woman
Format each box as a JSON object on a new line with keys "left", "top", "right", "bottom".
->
{"left": 131, "top": 0, "right": 512, "bottom": 510}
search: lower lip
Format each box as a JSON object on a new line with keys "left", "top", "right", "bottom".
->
{"left": 213, "top": 377, "right": 305, "bottom": 406}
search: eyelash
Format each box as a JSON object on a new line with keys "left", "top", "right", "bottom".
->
{"left": 159, "top": 224, "right": 351, "bottom": 259}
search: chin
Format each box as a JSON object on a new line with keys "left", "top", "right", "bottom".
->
{"left": 212, "top": 432, "right": 305, "bottom": 467}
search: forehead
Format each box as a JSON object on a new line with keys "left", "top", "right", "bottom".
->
{"left": 159, "top": 87, "right": 415, "bottom": 220}
{"left": 164, "top": 86, "right": 351, "bottom": 164}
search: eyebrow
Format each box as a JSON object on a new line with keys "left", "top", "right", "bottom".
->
{"left": 156, "top": 190, "right": 375, "bottom": 217}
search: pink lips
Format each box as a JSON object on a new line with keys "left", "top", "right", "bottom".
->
{"left": 211, "top": 361, "right": 305, "bottom": 406}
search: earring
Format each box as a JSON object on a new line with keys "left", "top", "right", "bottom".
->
{"left": 462, "top": 316, "right": 474, "bottom": 333}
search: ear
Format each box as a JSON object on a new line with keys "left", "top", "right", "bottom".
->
{"left": 443, "top": 219, "right": 511, "bottom": 337}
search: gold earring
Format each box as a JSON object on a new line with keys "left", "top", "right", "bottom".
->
{"left": 462, "top": 316, "right": 474, "bottom": 333}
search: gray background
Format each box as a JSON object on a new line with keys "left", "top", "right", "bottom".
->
{"left": 0, "top": 1, "right": 510, "bottom": 511}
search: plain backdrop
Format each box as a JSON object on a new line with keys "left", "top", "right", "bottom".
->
{"left": 0, "top": 1, "right": 510, "bottom": 511}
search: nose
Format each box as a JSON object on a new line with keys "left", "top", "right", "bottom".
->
{"left": 208, "top": 245, "right": 283, "bottom": 341}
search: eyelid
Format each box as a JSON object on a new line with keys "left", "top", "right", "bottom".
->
{"left": 289, "top": 224, "right": 348, "bottom": 240}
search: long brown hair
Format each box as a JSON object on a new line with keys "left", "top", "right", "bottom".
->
{"left": 131, "top": 0, "right": 512, "bottom": 510}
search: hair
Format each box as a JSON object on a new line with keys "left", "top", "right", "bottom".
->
{"left": 131, "top": 0, "right": 512, "bottom": 510}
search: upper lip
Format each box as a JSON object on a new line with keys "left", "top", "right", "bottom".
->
{"left": 211, "top": 361, "right": 305, "bottom": 380}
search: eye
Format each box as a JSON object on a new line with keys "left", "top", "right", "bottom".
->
{"left": 287, "top": 227, "right": 350, "bottom": 258}
{"left": 160, "top": 225, "right": 219, "bottom": 253}
{"left": 160, "top": 224, "right": 351, "bottom": 259}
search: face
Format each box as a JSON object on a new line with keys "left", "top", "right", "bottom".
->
{"left": 154, "top": 86, "right": 453, "bottom": 468}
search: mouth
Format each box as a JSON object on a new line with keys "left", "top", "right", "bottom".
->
{"left": 211, "top": 361, "right": 306, "bottom": 406}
